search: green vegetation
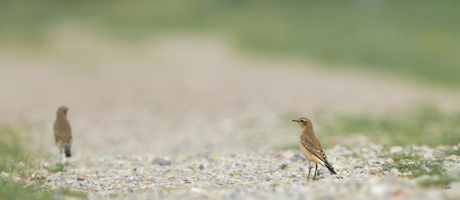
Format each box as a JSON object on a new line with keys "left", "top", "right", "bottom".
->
{"left": 387, "top": 151, "right": 422, "bottom": 162}
{"left": 440, "top": 147, "right": 460, "bottom": 156}
{"left": 320, "top": 106, "right": 460, "bottom": 148}
{"left": 0, "top": 178, "right": 46, "bottom": 200}
{"left": 0, "top": 123, "right": 87, "bottom": 199}
{"left": 381, "top": 159, "right": 444, "bottom": 178}
{"left": 346, "top": 152, "right": 361, "bottom": 159}
{"left": 280, "top": 163, "right": 288, "bottom": 170}
{"left": 45, "top": 165, "right": 66, "bottom": 173}
{"left": 1, "top": 0, "right": 460, "bottom": 86}
{"left": 380, "top": 156, "right": 460, "bottom": 187}
{"left": 419, "top": 175, "right": 460, "bottom": 187}
{"left": 51, "top": 187, "right": 87, "bottom": 198}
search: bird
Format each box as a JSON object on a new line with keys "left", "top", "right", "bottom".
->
{"left": 293, "top": 117, "right": 336, "bottom": 180}
{"left": 53, "top": 106, "right": 73, "bottom": 165}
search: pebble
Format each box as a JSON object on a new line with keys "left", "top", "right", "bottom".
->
{"left": 390, "top": 146, "right": 404, "bottom": 154}
{"left": 151, "top": 158, "right": 171, "bottom": 166}
{"left": 8, "top": 144, "right": 456, "bottom": 199}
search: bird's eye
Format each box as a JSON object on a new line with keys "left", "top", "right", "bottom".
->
{"left": 300, "top": 120, "right": 304, "bottom": 122}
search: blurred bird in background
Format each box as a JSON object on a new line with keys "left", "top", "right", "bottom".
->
{"left": 53, "top": 106, "right": 73, "bottom": 165}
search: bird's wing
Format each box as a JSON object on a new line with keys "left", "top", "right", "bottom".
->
{"left": 300, "top": 135, "right": 328, "bottom": 162}
{"left": 57, "top": 134, "right": 72, "bottom": 142}
{"left": 53, "top": 123, "right": 72, "bottom": 142}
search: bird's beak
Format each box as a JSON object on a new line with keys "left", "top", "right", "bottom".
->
{"left": 292, "top": 120, "right": 298, "bottom": 122}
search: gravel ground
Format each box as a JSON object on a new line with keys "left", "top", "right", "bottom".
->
{"left": 23, "top": 144, "right": 457, "bottom": 200}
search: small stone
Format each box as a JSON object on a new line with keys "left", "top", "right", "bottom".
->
{"left": 370, "top": 185, "right": 386, "bottom": 197}
{"left": 390, "top": 146, "right": 404, "bottom": 154}
{"left": 264, "top": 174, "right": 272, "bottom": 180}
{"left": 241, "top": 174, "right": 251, "bottom": 179}
{"left": 389, "top": 168, "right": 401, "bottom": 176}
{"left": 289, "top": 154, "right": 305, "bottom": 162}
{"left": 45, "top": 176, "right": 53, "bottom": 182}
{"left": 385, "top": 158, "right": 394, "bottom": 163}
{"left": 424, "top": 153, "right": 434, "bottom": 159}
{"left": 127, "top": 185, "right": 134, "bottom": 193}
{"left": 448, "top": 164, "right": 460, "bottom": 175}
{"left": 77, "top": 175, "right": 85, "bottom": 181}
{"left": 199, "top": 164, "right": 204, "bottom": 170}
{"left": 131, "top": 177, "right": 141, "bottom": 182}
{"left": 0, "top": 172, "right": 9, "bottom": 178}
{"left": 190, "top": 188, "right": 208, "bottom": 196}
{"left": 208, "top": 156, "right": 220, "bottom": 161}
{"left": 151, "top": 158, "right": 171, "bottom": 166}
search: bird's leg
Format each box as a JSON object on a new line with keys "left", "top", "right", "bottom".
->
{"left": 307, "top": 161, "right": 312, "bottom": 180}
{"left": 59, "top": 148, "right": 62, "bottom": 166}
{"left": 313, "top": 163, "right": 318, "bottom": 180}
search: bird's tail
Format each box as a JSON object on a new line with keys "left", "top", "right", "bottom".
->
{"left": 64, "top": 144, "right": 71, "bottom": 157}
{"left": 324, "top": 162, "right": 337, "bottom": 175}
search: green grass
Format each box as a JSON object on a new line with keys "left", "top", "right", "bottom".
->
{"left": 419, "top": 175, "right": 460, "bottom": 187}
{"left": 0, "top": 123, "right": 87, "bottom": 199}
{"left": 319, "top": 106, "right": 460, "bottom": 148}
{"left": 382, "top": 159, "right": 445, "bottom": 178}
{"left": 354, "top": 165, "right": 364, "bottom": 169}
{"left": 440, "top": 147, "right": 460, "bottom": 156}
{"left": 279, "top": 163, "right": 288, "bottom": 170}
{"left": 381, "top": 154, "right": 460, "bottom": 187}
{"left": 0, "top": 178, "right": 47, "bottom": 200}
{"left": 1, "top": 0, "right": 460, "bottom": 87}
{"left": 388, "top": 151, "right": 422, "bottom": 162}
{"left": 45, "top": 165, "right": 66, "bottom": 173}
{"left": 346, "top": 152, "right": 361, "bottom": 159}
{"left": 51, "top": 187, "right": 87, "bottom": 198}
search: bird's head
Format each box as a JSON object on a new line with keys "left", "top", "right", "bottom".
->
{"left": 57, "top": 106, "right": 69, "bottom": 117}
{"left": 292, "top": 117, "right": 312, "bottom": 129}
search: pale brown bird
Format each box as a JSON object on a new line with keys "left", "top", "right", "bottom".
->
{"left": 53, "top": 106, "right": 72, "bottom": 165}
{"left": 293, "top": 117, "right": 336, "bottom": 180}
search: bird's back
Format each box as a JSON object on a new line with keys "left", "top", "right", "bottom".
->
{"left": 53, "top": 117, "right": 72, "bottom": 145}
{"left": 301, "top": 128, "right": 323, "bottom": 151}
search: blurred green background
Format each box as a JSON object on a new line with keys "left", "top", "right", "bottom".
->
{"left": 1, "top": 0, "right": 460, "bottom": 87}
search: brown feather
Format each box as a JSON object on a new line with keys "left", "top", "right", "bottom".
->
{"left": 294, "top": 117, "right": 336, "bottom": 175}
{"left": 53, "top": 106, "right": 72, "bottom": 159}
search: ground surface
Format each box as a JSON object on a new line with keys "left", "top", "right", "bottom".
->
{"left": 1, "top": 36, "right": 460, "bottom": 199}
{"left": 37, "top": 145, "right": 460, "bottom": 200}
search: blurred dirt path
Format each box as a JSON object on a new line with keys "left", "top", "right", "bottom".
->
{"left": 1, "top": 36, "right": 459, "bottom": 157}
